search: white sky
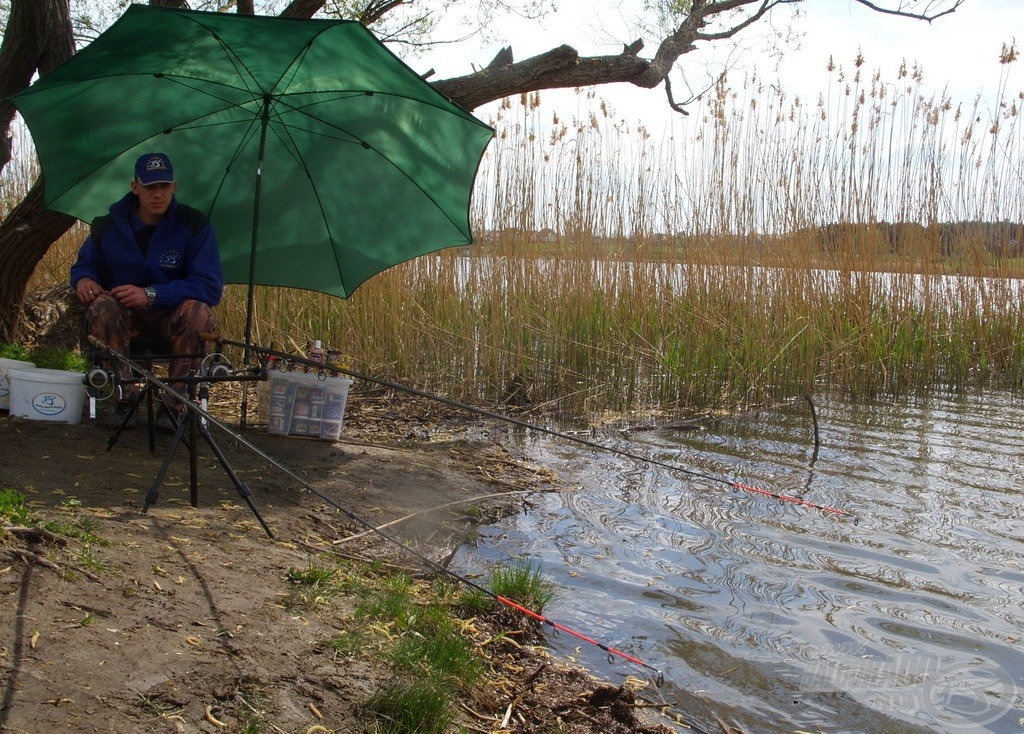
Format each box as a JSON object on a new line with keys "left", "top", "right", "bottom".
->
{"left": 424, "top": 0, "right": 1023, "bottom": 128}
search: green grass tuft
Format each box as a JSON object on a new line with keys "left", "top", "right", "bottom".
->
{"left": 71, "top": 546, "right": 114, "bottom": 574}
{"left": 286, "top": 560, "right": 341, "bottom": 586}
{"left": 284, "top": 560, "right": 345, "bottom": 609}
{"left": 0, "top": 488, "right": 33, "bottom": 525}
{"left": 355, "top": 573, "right": 416, "bottom": 628}
{"left": 363, "top": 680, "right": 454, "bottom": 734}
{"left": 489, "top": 559, "right": 557, "bottom": 614}
{"left": 387, "top": 617, "right": 482, "bottom": 685}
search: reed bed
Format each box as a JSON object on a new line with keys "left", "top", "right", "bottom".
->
{"left": 12, "top": 51, "right": 1024, "bottom": 415}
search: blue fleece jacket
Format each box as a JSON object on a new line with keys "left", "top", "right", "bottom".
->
{"left": 70, "top": 193, "right": 223, "bottom": 308}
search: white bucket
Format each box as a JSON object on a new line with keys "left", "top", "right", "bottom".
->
{"left": 0, "top": 357, "right": 36, "bottom": 411}
{"left": 8, "top": 368, "right": 86, "bottom": 424}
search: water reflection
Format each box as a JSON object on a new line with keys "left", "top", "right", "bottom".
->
{"left": 451, "top": 392, "right": 1024, "bottom": 733}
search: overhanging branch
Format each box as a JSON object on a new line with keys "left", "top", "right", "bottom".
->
{"left": 852, "top": 0, "right": 966, "bottom": 21}
{"left": 281, "top": 0, "right": 325, "bottom": 18}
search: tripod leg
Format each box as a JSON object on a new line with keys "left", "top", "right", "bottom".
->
{"left": 141, "top": 414, "right": 189, "bottom": 513}
{"left": 146, "top": 387, "right": 156, "bottom": 453}
{"left": 106, "top": 387, "right": 147, "bottom": 452}
{"left": 198, "top": 425, "right": 273, "bottom": 538}
{"left": 189, "top": 410, "right": 199, "bottom": 508}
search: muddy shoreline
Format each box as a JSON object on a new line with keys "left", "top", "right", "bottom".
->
{"left": 0, "top": 389, "right": 688, "bottom": 733}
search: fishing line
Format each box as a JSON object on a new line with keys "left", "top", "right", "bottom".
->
{"left": 89, "top": 337, "right": 664, "bottom": 683}
{"left": 212, "top": 336, "right": 857, "bottom": 521}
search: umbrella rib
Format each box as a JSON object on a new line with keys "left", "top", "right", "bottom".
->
{"left": 171, "top": 11, "right": 267, "bottom": 99}
{"left": 265, "top": 23, "right": 340, "bottom": 98}
{"left": 260, "top": 115, "right": 353, "bottom": 295}
{"left": 206, "top": 115, "right": 266, "bottom": 222}
{"left": 271, "top": 98, "right": 477, "bottom": 239}
{"left": 259, "top": 108, "right": 475, "bottom": 297}
{"left": 153, "top": 73, "right": 262, "bottom": 112}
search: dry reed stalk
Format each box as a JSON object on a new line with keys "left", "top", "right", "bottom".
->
{"left": 11, "top": 53, "right": 1024, "bottom": 413}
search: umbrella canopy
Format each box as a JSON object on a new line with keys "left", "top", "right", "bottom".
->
{"left": 13, "top": 5, "right": 493, "bottom": 319}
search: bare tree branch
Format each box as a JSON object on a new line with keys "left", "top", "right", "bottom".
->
{"left": 696, "top": 0, "right": 797, "bottom": 43}
{"left": 281, "top": 0, "right": 326, "bottom": 18}
{"left": 852, "top": 0, "right": 966, "bottom": 21}
{"left": 434, "top": 0, "right": 969, "bottom": 113}
{"left": 361, "top": 0, "right": 407, "bottom": 26}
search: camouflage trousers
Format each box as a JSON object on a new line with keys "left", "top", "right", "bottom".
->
{"left": 86, "top": 295, "right": 216, "bottom": 405}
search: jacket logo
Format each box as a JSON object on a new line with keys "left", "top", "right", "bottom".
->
{"left": 160, "top": 250, "right": 182, "bottom": 269}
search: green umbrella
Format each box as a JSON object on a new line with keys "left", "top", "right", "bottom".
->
{"left": 12, "top": 4, "right": 494, "bottom": 345}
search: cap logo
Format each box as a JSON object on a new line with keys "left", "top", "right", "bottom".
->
{"left": 135, "top": 152, "right": 174, "bottom": 184}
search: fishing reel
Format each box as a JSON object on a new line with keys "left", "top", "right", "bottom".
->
{"left": 201, "top": 352, "right": 233, "bottom": 378}
{"left": 201, "top": 352, "right": 265, "bottom": 380}
{"left": 85, "top": 364, "right": 114, "bottom": 398}
{"left": 85, "top": 365, "right": 147, "bottom": 403}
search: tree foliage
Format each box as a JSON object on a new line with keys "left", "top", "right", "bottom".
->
{"left": 0, "top": 0, "right": 968, "bottom": 341}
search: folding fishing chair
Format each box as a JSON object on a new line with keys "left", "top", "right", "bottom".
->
{"left": 86, "top": 332, "right": 272, "bottom": 535}
{"left": 100, "top": 334, "right": 205, "bottom": 453}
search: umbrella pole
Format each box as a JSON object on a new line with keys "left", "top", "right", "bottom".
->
{"left": 240, "top": 94, "right": 272, "bottom": 429}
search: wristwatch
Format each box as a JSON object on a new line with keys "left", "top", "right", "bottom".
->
{"left": 144, "top": 286, "right": 156, "bottom": 308}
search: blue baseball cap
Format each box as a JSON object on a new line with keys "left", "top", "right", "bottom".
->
{"left": 134, "top": 153, "right": 174, "bottom": 185}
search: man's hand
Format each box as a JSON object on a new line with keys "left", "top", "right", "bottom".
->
{"left": 110, "top": 284, "right": 149, "bottom": 309}
{"left": 75, "top": 278, "right": 104, "bottom": 305}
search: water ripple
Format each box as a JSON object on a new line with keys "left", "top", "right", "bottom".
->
{"left": 451, "top": 392, "right": 1024, "bottom": 733}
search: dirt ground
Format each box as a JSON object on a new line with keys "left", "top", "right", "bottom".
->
{"left": 0, "top": 385, "right": 686, "bottom": 734}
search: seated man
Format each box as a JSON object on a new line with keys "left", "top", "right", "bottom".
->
{"left": 71, "top": 152, "right": 223, "bottom": 429}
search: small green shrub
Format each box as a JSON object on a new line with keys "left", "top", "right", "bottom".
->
{"left": 0, "top": 343, "right": 32, "bottom": 361}
{"left": 322, "top": 629, "right": 369, "bottom": 657}
{"left": 457, "top": 587, "right": 494, "bottom": 616}
{"left": 286, "top": 561, "right": 340, "bottom": 587}
{"left": 29, "top": 347, "right": 87, "bottom": 372}
{"left": 42, "top": 499, "right": 105, "bottom": 544}
{"left": 0, "top": 343, "right": 87, "bottom": 372}
{"left": 72, "top": 546, "right": 114, "bottom": 573}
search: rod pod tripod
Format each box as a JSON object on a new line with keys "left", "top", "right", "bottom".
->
{"left": 88, "top": 336, "right": 273, "bottom": 537}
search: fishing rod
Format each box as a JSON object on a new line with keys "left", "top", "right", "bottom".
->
{"left": 210, "top": 335, "right": 857, "bottom": 521}
{"left": 89, "top": 337, "right": 664, "bottom": 683}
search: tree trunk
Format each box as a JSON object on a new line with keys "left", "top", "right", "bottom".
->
{"left": 0, "top": 180, "right": 75, "bottom": 342}
{"left": 0, "top": 0, "right": 74, "bottom": 174}
{"left": 0, "top": 0, "right": 75, "bottom": 343}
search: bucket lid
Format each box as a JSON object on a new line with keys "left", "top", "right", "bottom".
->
{"left": 9, "top": 368, "right": 85, "bottom": 384}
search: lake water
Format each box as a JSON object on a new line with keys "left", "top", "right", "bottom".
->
{"left": 450, "top": 392, "right": 1024, "bottom": 733}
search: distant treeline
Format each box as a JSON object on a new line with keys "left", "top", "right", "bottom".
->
{"left": 482, "top": 221, "right": 1024, "bottom": 260}
{"left": 795, "top": 221, "right": 1024, "bottom": 257}
{"left": 483, "top": 220, "right": 1024, "bottom": 261}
